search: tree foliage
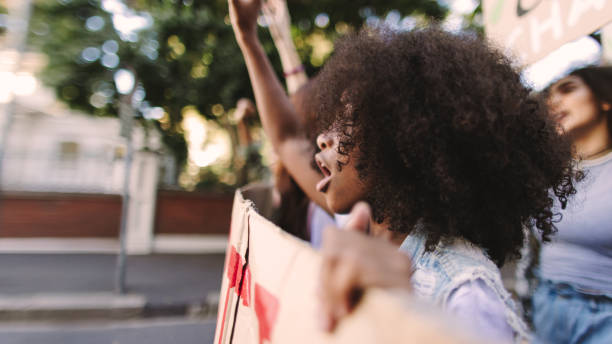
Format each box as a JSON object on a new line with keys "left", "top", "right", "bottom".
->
{"left": 28, "top": 0, "right": 447, "bottom": 187}
{"left": 0, "top": 2, "right": 7, "bottom": 34}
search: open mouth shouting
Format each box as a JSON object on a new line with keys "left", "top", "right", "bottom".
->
{"left": 315, "top": 155, "right": 332, "bottom": 193}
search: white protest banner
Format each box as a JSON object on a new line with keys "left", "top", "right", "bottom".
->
{"left": 602, "top": 22, "right": 612, "bottom": 63}
{"left": 483, "top": 0, "right": 612, "bottom": 65}
{"left": 214, "top": 185, "right": 489, "bottom": 344}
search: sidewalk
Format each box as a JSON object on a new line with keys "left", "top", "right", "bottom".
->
{"left": 0, "top": 253, "right": 225, "bottom": 321}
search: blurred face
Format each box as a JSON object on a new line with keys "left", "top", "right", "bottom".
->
{"left": 547, "top": 75, "right": 609, "bottom": 137}
{"left": 314, "top": 130, "right": 367, "bottom": 214}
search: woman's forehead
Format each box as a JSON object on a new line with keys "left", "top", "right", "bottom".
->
{"left": 550, "top": 75, "right": 583, "bottom": 91}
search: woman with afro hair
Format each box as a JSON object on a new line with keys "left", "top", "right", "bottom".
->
{"left": 229, "top": 0, "right": 578, "bottom": 341}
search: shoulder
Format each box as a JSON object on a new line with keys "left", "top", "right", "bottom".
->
{"left": 447, "top": 279, "right": 514, "bottom": 342}
{"left": 406, "top": 235, "right": 504, "bottom": 302}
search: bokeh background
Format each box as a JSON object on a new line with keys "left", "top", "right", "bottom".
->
{"left": 0, "top": 0, "right": 610, "bottom": 343}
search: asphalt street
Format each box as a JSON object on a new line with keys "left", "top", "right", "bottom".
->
{"left": 0, "top": 318, "right": 216, "bottom": 344}
{"left": 0, "top": 253, "right": 225, "bottom": 304}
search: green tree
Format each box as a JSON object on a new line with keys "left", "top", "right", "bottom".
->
{"left": 0, "top": 2, "right": 7, "bottom": 34}
{"left": 28, "top": 0, "right": 447, "bottom": 188}
{"left": 464, "top": 2, "right": 483, "bottom": 36}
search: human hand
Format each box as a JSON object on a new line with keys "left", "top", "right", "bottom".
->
{"left": 228, "top": 0, "right": 262, "bottom": 40}
{"left": 234, "top": 98, "right": 256, "bottom": 122}
{"left": 318, "top": 202, "right": 413, "bottom": 332}
{"left": 261, "top": 0, "right": 291, "bottom": 43}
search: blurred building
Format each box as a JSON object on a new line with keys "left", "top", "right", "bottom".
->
{"left": 3, "top": 88, "right": 165, "bottom": 195}
{"left": 0, "top": 1, "right": 231, "bottom": 255}
{"left": 0, "top": 52, "right": 172, "bottom": 250}
{"left": 0, "top": 53, "right": 229, "bottom": 255}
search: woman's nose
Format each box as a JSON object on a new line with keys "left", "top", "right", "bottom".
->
{"left": 548, "top": 93, "right": 561, "bottom": 110}
{"left": 317, "top": 133, "right": 334, "bottom": 151}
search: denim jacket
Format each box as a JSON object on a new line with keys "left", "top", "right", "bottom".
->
{"left": 400, "top": 233, "right": 530, "bottom": 343}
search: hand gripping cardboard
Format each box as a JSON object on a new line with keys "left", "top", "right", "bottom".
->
{"left": 214, "top": 185, "right": 487, "bottom": 344}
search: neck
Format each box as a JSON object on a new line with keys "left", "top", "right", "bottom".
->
{"left": 369, "top": 220, "right": 407, "bottom": 246}
{"left": 573, "top": 120, "right": 612, "bottom": 160}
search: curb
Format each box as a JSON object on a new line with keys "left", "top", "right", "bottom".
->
{"left": 0, "top": 292, "right": 219, "bottom": 322}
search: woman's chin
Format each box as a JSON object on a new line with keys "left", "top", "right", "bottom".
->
{"left": 327, "top": 197, "right": 355, "bottom": 215}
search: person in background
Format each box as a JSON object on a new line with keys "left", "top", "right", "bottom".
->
{"left": 262, "top": 0, "right": 307, "bottom": 94}
{"left": 532, "top": 66, "right": 612, "bottom": 344}
{"left": 262, "top": 0, "right": 335, "bottom": 245}
{"left": 234, "top": 97, "right": 265, "bottom": 187}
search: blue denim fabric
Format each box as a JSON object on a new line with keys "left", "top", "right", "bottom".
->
{"left": 400, "top": 233, "right": 530, "bottom": 342}
{"left": 533, "top": 280, "right": 612, "bottom": 344}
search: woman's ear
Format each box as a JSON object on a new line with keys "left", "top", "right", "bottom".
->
{"left": 602, "top": 102, "right": 611, "bottom": 112}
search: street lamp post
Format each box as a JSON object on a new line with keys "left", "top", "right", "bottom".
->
{"left": 0, "top": 0, "right": 32, "bottom": 195}
{"left": 114, "top": 68, "right": 136, "bottom": 294}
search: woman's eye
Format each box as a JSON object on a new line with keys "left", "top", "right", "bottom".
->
{"left": 558, "top": 83, "right": 575, "bottom": 94}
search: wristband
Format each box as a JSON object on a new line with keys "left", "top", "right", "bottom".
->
{"left": 283, "top": 65, "right": 305, "bottom": 77}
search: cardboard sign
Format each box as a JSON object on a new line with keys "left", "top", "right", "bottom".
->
{"left": 483, "top": 0, "right": 612, "bottom": 65}
{"left": 214, "top": 185, "right": 487, "bottom": 344}
{"left": 602, "top": 22, "right": 612, "bottom": 64}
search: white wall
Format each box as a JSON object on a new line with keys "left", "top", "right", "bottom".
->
{"left": 1, "top": 98, "right": 165, "bottom": 194}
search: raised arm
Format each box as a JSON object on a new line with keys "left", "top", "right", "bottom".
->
{"left": 262, "top": 0, "right": 308, "bottom": 94}
{"left": 234, "top": 98, "right": 256, "bottom": 147}
{"left": 228, "top": 0, "right": 330, "bottom": 213}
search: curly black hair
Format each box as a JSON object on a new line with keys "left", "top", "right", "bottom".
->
{"left": 313, "top": 27, "right": 579, "bottom": 266}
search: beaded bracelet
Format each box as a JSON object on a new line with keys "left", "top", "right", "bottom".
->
{"left": 283, "top": 64, "right": 305, "bottom": 77}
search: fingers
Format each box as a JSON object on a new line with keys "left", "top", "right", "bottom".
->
{"left": 319, "top": 221, "right": 414, "bottom": 333}
{"left": 325, "top": 256, "right": 360, "bottom": 331}
{"left": 319, "top": 227, "right": 361, "bottom": 332}
{"left": 261, "top": 0, "right": 272, "bottom": 16}
{"left": 318, "top": 243, "right": 337, "bottom": 331}
{"left": 321, "top": 224, "right": 340, "bottom": 252}
{"left": 236, "top": 98, "right": 255, "bottom": 114}
{"left": 264, "top": 0, "right": 281, "bottom": 14}
{"left": 343, "top": 201, "right": 371, "bottom": 234}
{"left": 228, "top": 0, "right": 263, "bottom": 24}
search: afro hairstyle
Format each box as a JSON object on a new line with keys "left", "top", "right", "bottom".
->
{"left": 312, "top": 26, "right": 578, "bottom": 266}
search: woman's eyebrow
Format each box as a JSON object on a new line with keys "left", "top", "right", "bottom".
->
{"left": 553, "top": 80, "right": 575, "bottom": 91}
